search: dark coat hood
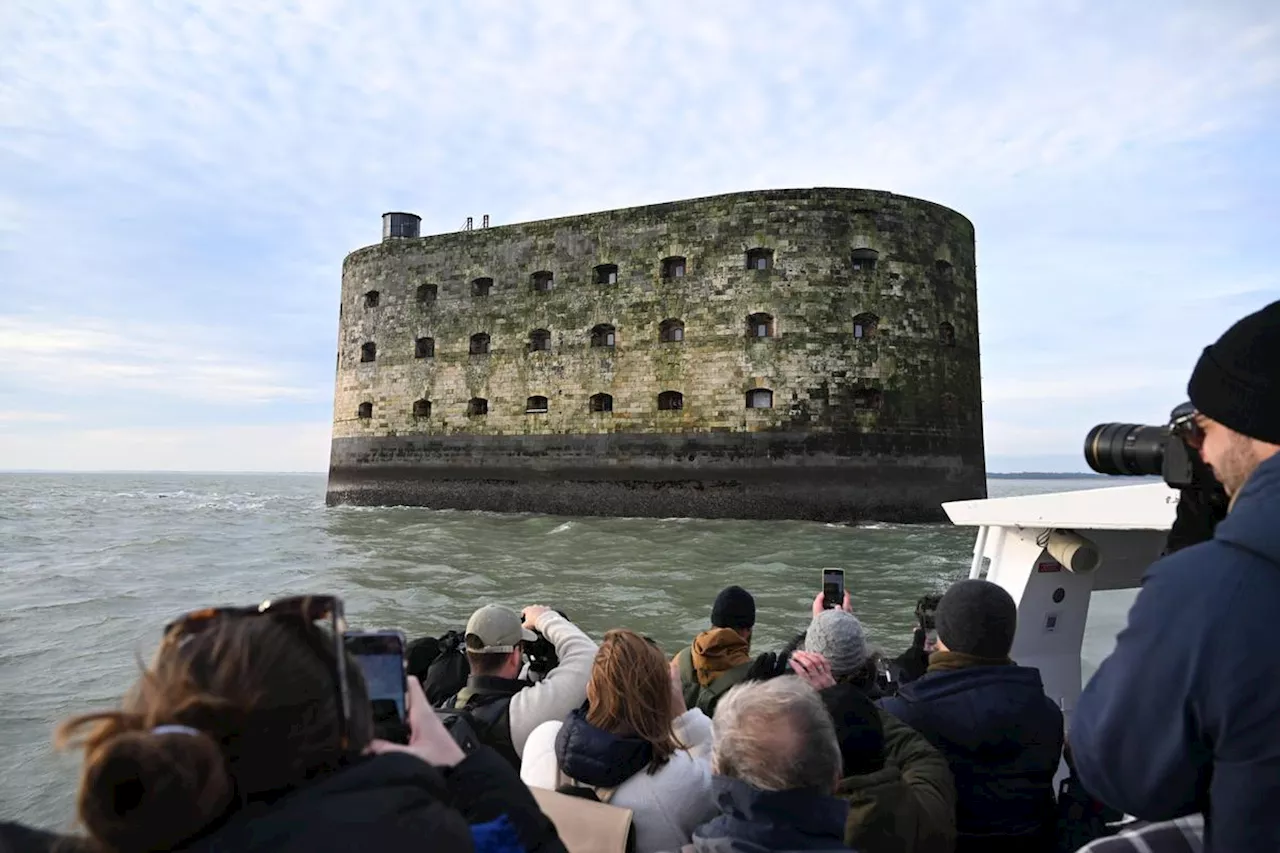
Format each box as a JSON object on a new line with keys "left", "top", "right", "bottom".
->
{"left": 555, "top": 705, "right": 654, "bottom": 788}
{"left": 689, "top": 776, "right": 851, "bottom": 852}
{"left": 879, "top": 664, "right": 1062, "bottom": 842}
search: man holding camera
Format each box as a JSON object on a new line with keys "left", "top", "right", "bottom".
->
{"left": 443, "top": 604, "right": 597, "bottom": 765}
{"left": 1070, "top": 300, "right": 1280, "bottom": 853}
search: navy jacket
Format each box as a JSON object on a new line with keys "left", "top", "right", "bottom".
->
{"left": 555, "top": 705, "right": 654, "bottom": 787}
{"left": 878, "top": 664, "right": 1063, "bottom": 852}
{"left": 1071, "top": 452, "right": 1280, "bottom": 853}
{"left": 687, "top": 777, "right": 852, "bottom": 852}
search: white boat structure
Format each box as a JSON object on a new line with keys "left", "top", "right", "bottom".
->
{"left": 942, "top": 482, "right": 1177, "bottom": 758}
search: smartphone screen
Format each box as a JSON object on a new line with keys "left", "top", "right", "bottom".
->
{"left": 822, "top": 568, "right": 845, "bottom": 609}
{"left": 345, "top": 631, "right": 407, "bottom": 723}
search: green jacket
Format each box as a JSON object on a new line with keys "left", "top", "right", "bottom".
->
{"left": 674, "top": 644, "right": 752, "bottom": 717}
{"left": 837, "top": 709, "right": 957, "bottom": 853}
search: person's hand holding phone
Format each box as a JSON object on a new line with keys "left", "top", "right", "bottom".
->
{"left": 369, "top": 676, "right": 466, "bottom": 768}
{"left": 811, "top": 590, "right": 853, "bottom": 618}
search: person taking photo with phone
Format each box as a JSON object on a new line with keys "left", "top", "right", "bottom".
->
{"left": 34, "top": 595, "right": 565, "bottom": 853}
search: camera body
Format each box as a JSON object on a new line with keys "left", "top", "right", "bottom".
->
{"left": 1085, "top": 403, "right": 1229, "bottom": 553}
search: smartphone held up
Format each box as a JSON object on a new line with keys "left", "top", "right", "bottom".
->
{"left": 821, "top": 568, "right": 845, "bottom": 610}
{"left": 345, "top": 630, "right": 409, "bottom": 738}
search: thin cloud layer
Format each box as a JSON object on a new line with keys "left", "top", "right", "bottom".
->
{"left": 1, "top": 0, "right": 1278, "bottom": 471}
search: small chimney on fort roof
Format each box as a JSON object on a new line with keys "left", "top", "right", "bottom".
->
{"left": 382, "top": 212, "right": 421, "bottom": 241}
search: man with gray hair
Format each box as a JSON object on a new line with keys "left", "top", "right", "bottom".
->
{"left": 678, "top": 677, "right": 852, "bottom": 852}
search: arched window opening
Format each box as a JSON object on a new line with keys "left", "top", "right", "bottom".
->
{"left": 469, "top": 332, "right": 490, "bottom": 355}
{"left": 528, "top": 329, "right": 551, "bottom": 352}
{"left": 746, "top": 388, "right": 773, "bottom": 409}
{"left": 935, "top": 259, "right": 954, "bottom": 275}
{"left": 594, "top": 264, "right": 619, "bottom": 285}
{"left": 589, "top": 393, "right": 614, "bottom": 413}
{"left": 853, "top": 388, "right": 883, "bottom": 411}
{"left": 591, "top": 324, "right": 616, "bottom": 348}
{"left": 747, "top": 313, "right": 775, "bottom": 339}
{"left": 531, "top": 271, "right": 554, "bottom": 292}
{"left": 659, "top": 318, "right": 685, "bottom": 342}
{"left": 467, "top": 398, "right": 488, "bottom": 417}
{"left": 661, "top": 256, "right": 686, "bottom": 279}
{"left": 364, "top": 290, "right": 381, "bottom": 308}
{"left": 417, "top": 284, "right": 438, "bottom": 304}
{"left": 746, "top": 248, "right": 774, "bottom": 271}
{"left": 472, "top": 277, "right": 493, "bottom": 297}
{"left": 526, "top": 395, "right": 549, "bottom": 414}
{"left": 851, "top": 248, "right": 879, "bottom": 272}
{"left": 852, "top": 312, "right": 879, "bottom": 340}
{"left": 357, "top": 402, "right": 373, "bottom": 419}
{"left": 415, "top": 337, "right": 434, "bottom": 359}
{"left": 939, "top": 322, "right": 956, "bottom": 347}
{"left": 360, "top": 341, "right": 377, "bottom": 363}
{"left": 658, "top": 390, "right": 684, "bottom": 411}
{"left": 412, "top": 399, "right": 432, "bottom": 418}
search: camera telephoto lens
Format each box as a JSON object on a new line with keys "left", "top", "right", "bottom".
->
{"left": 1084, "top": 423, "right": 1169, "bottom": 477}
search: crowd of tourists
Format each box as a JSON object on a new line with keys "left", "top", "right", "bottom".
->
{"left": 0, "top": 305, "right": 1274, "bottom": 853}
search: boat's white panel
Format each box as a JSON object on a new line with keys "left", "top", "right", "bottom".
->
{"left": 944, "top": 481, "right": 1176, "bottom": 758}
{"left": 944, "top": 482, "right": 1177, "bottom": 531}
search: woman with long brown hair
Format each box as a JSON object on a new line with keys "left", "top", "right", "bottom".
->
{"left": 521, "top": 629, "right": 716, "bottom": 853}
{"left": 25, "top": 595, "right": 563, "bottom": 853}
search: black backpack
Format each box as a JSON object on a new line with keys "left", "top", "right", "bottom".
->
{"left": 437, "top": 688, "right": 520, "bottom": 769}
{"left": 407, "top": 630, "right": 472, "bottom": 707}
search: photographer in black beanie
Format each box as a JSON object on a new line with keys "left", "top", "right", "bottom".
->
{"left": 672, "top": 586, "right": 761, "bottom": 716}
{"left": 1071, "top": 299, "right": 1280, "bottom": 853}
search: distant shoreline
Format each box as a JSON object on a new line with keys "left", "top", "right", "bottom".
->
{"left": 986, "top": 472, "right": 1105, "bottom": 479}
{"left": 3, "top": 469, "right": 1108, "bottom": 480}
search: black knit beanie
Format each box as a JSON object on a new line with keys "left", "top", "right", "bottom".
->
{"left": 1188, "top": 300, "right": 1280, "bottom": 444}
{"left": 934, "top": 579, "right": 1017, "bottom": 659}
{"left": 711, "top": 585, "right": 756, "bottom": 630}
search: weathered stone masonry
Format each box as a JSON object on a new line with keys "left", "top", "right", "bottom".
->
{"left": 327, "top": 188, "right": 986, "bottom": 522}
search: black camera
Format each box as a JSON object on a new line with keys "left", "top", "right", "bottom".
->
{"left": 520, "top": 608, "right": 567, "bottom": 678}
{"left": 1084, "top": 402, "right": 1199, "bottom": 488}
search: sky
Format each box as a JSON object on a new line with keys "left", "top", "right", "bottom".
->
{"left": 1, "top": 0, "right": 1277, "bottom": 473}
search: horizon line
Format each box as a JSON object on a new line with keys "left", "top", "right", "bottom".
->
{"left": 0, "top": 468, "right": 1101, "bottom": 476}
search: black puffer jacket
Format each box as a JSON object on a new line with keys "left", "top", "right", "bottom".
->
{"left": 186, "top": 747, "right": 563, "bottom": 853}
{"left": 555, "top": 706, "right": 654, "bottom": 787}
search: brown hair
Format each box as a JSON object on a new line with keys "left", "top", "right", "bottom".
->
{"left": 585, "top": 629, "right": 684, "bottom": 772}
{"left": 55, "top": 614, "right": 372, "bottom": 852}
{"left": 466, "top": 650, "right": 515, "bottom": 676}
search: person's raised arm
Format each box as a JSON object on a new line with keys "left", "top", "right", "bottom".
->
{"left": 506, "top": 606, "right": 599, "bottom": 756}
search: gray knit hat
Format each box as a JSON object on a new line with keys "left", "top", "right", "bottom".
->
{"left": 804, "top": 610, "right": 870, "bottom": 678}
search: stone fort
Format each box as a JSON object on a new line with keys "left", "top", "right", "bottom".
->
{"left": 327, "top": 187, "right": 986, "bottom": 522}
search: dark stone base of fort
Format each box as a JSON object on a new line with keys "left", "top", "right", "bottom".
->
{"left": 325, "top": 432, "right": 987, "bottom": 524}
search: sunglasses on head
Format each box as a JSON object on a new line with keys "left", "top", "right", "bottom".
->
{"left": 162, "top": 595, "right": 352, "bottom": 749}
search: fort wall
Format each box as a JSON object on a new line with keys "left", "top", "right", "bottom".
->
{"left": 327, "top": 187, "right": 986, "bottom": 522}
